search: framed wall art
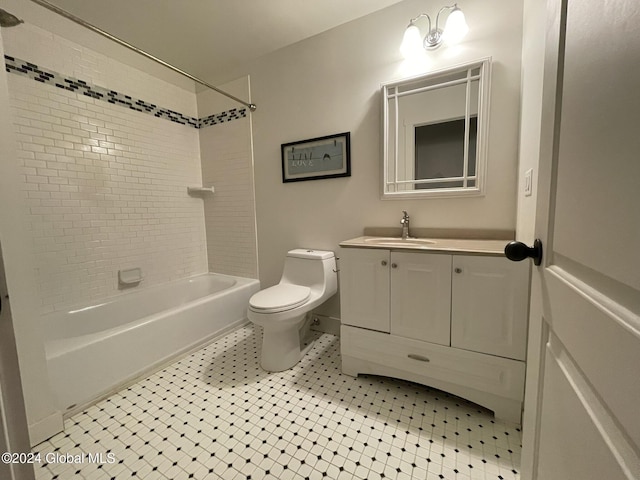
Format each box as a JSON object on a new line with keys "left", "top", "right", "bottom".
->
{"left": 281, "top": 132, "right": 351, "bottom": 182}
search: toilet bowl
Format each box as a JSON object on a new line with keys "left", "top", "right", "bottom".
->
{"left": 248, "top": 249, "right": 337, "bottom": 372}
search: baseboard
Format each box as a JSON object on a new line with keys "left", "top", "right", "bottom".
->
{"left": 28, "top": 410, "right": 64, "bottom": 447}
{"left": 309, "top": 313, "right": 340, "bottom": 336}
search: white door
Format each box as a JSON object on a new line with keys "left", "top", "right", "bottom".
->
{"left": 518, "top": 1, "right": 640, "bottom": 479}
{"left": 0, "top": 243, "right": 34, "bottom": 480}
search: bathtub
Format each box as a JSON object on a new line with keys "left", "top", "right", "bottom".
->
{"left": 42, "top": 273, "right": 260, "bottom": 413}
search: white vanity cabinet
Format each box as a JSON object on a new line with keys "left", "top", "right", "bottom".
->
{"left": 339, "top": 248, "right": 390, "bottom": 333}
{"left": 339, "top": 244, "right": 530, "bottom": 423}
{"left": 391, "top": 252, "right": 452, "bottom": 346}
{"left": 340, "top": 249, "right": 452, "bottom": 345}
{"left": 451, "top": 255, "right": 530, "bottom": 360}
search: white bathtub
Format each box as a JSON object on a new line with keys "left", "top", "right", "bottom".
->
{"left": 42, "top": 273, "right": 260, "bottom": 413}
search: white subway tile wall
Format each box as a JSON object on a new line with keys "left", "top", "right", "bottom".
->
{"left": 4, "top": 27, "right": 209, "bottom": 314}
{"left": 200, "top": 116, "right": 258, "bottom": 279}
{"left": 3, "top": 20, "right": 260, "bottom": 314}
{"left": 3, "top": 23, "right": 198, "bottom": 117}
{"left": 8, "top": 73, "right": 207, "bottom": 314}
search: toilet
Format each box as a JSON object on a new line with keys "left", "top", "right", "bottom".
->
{"left": 248, "top": 249, "right": 338, "bottom": 372}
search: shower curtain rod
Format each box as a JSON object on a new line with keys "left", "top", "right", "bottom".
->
{"left": 28, "top": 0, "right": 257, "bottom": 111}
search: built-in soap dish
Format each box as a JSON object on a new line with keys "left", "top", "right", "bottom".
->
{"left": 118, "top": 267, "right": 143, "bottom": 288}
{"left": 187, "top": 186, "right": 215, "bottom": 195}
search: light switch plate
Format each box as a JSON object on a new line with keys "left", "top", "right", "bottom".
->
{"left": 524, "top": 168, "right": 533, "bottom": 197}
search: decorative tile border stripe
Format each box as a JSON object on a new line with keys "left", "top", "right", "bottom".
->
{"left": 3, "top": 55, "right": 246, "bottom": 129}
{"left": 199, "top": 108, "right": 247, "bottom": 127}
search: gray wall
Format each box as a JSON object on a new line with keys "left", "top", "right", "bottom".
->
{"left": 236, "top": 0, "right": 524, "bottom": 317}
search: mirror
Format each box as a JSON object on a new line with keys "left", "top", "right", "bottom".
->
{"left": 382, "top": 58, "right": 491, "bottom": 198}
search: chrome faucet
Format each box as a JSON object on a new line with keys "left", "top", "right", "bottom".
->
{"left": 400, "top": 210, "right": 411, "bottom": 239}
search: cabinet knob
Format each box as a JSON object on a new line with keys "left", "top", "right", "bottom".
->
{"left": 391, "top": 263, "right": 398, "bottom": 269}
{"left": 454, "top": 267, "right": 463, "bottom": 274}
{"left": 381, "top": 260, "right": 387, "bottom": 266}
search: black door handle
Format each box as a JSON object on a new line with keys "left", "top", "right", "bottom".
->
{"left": 504, "top": 239, "right": 543, "bottom": 266}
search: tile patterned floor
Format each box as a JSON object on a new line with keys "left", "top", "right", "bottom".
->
{"left": 33, "top": 325, "right": 521, "bottom": 480}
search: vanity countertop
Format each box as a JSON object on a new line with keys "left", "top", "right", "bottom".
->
{"left": 340, "top": 236, "right": 510, "bottom": 256}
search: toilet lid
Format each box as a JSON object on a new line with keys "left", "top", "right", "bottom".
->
{"left": 249, "top": 284, "right": 311, "bottom": 312}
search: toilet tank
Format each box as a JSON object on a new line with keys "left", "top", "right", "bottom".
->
{"left": 281, "top": 249, "right": 337, "bottom": 293}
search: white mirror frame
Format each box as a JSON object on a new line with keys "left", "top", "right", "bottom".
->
{"left": 382, "top": 58, "right": 492, "bottom": 199}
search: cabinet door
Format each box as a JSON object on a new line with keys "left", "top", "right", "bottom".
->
{"left": 451, "top": 255, "right": 529, "bottom": 360}
{"left": 390, "top": 252, "right": 452, "bottom": 346}
{"left": 339, "top": 248, "right": 390, "bottom": 332}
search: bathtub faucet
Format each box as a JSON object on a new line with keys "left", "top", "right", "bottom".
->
{"left": 400, "top": 210, "right": 411, "bottom": 239}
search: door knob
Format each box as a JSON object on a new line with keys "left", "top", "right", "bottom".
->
{"left": 504, "top": 239, "right": 543, "bottom": 266}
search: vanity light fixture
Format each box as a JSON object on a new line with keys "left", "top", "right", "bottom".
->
{"left": 400, "top": 4, "right": 468, "bottom": 58}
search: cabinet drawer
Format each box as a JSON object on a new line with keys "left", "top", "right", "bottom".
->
{"left": 341, "top": 325, "right": 525, "bottom": 402}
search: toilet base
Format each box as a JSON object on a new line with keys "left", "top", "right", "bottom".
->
{"left": 260, "top": 326, "right": 302, "bottom": 372}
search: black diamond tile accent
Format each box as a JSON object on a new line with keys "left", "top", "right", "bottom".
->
{"left": 3, "top": 54, "right": 246, "bottom": 130}
{"left": 30, "top": 324, "right": 522, "bottom": 480}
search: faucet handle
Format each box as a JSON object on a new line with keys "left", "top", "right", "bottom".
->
{"left": 401, "top": 210, "right": 410, "bottom": 223}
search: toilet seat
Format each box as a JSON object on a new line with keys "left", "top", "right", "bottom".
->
{"left": 249, "top": 284, "right": 311, "bottom": 313}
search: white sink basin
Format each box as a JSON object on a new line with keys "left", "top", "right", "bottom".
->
{"left": 363, "top": 237, "right": 436, "bottom": 247}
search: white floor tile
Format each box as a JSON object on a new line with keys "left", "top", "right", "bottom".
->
{"left": 32, "top": 324, "right": 521, "bottom": 479}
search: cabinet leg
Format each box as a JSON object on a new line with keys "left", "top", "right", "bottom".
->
{"left": 492, "top": 398, "right": 523, "bottom": 425}
{"left": 340, "top": 355, "right": 360, "bottom": 377}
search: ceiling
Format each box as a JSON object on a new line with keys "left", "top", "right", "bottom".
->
{"left": 38, "top": 0, "right": 405, "bottom": 84}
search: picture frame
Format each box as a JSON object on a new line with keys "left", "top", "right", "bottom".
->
{"left": 281, "top": 132, "right": 351, "bottom": 183}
